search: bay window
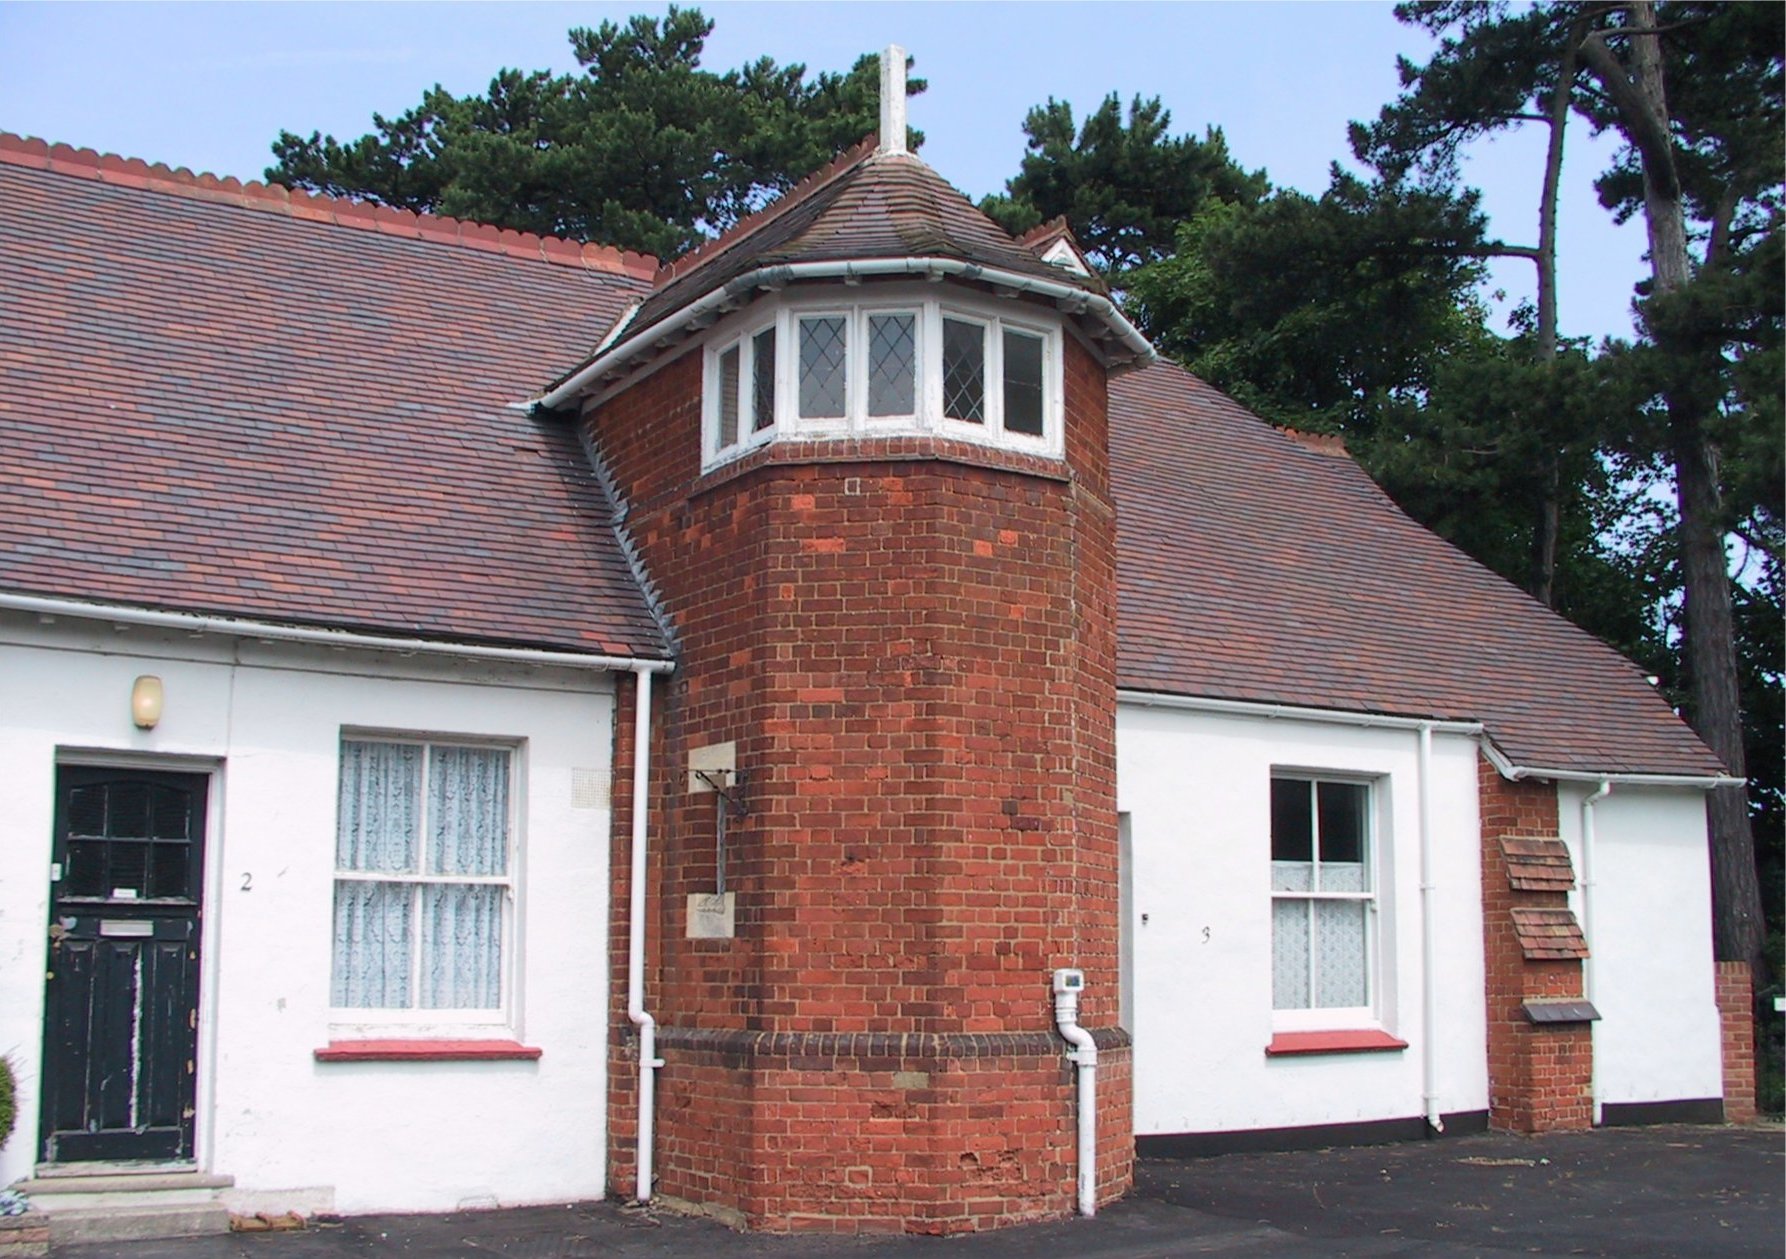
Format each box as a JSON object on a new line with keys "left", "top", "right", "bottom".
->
{"left": 702, "top": 292, "right": 1062, "bottom": 467}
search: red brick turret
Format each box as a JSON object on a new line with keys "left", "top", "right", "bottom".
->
{"left": 589, "top": 244, "right": 1134, "bottom": 1232}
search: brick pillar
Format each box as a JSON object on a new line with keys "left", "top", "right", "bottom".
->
{"left": 1479, "top": 760, "right": 1594, "bottom": 1131}
{"left": 1716, "top": 961, "right": 1757, "bottom": 1123}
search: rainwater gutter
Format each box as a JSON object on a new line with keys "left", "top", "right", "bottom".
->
{"left": 531, "top": 258, "right": 1157, "bottom": 412}
{"left": 1580, "top": 779, "right": 1611, "bottom": 1126}
{"left": 1479, "top": 741, "right": 1742, "bottom": 790}
{"left": 1115, "top": 691, "right": 1485, "bottom": 738}
{"left": 0, "top": 593, "right": 675, "bottom": 675}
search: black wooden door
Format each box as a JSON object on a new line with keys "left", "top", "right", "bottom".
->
{"left": 41, "top": 767, "right": 208, "bottom": 1164}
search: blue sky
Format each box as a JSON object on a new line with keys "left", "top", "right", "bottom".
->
{"left": 0, "top": 1, "right": 1648, "bottom": 340}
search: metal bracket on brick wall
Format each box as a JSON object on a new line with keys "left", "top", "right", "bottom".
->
{"left": 694, "top": 768, "right": 747, "bottom": 895}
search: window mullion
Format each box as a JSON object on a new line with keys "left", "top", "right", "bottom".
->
{"left": 987, "top": 315, "right": 1004, "bottom": 435}
{"left": 920, "top": 302, "right": 941, "bottom": 429}
{"left": 1305, "top": 897, "right": 1318, "bottom": 1010}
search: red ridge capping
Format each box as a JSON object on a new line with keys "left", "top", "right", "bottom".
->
{"left": 1267, "top": 1030, "right": 1409, "bottom": 1056}
{"left": 314, "top": 1040, "right": 542, "bottom": 1062}
{"left": 0, "top": 132, "right": 657, "bottom": 280}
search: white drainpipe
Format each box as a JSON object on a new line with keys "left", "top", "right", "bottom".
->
{"left": 1581, "top": 779, "right": 1611, "bottom": 1126}
{"left": 627, "top": 666, "right": 663, "bottom": 1202}
{"left": 1417, "top": 722, "right": 1443, "bottom": 1134}
{"left": 1051, "top": 968, "right": 1097, "bottom": 1218}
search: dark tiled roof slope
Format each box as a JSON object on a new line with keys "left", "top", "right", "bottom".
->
{"left": 0, "top": 147, "right": 668, "bottom": 659}
{"left": 1109, "top": 362, "right": 1723, "bottom": 777}
{"left": 627, "top": 150, "right": 1095, "bottom": 338}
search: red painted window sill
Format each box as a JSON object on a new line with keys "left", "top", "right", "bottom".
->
{"left": 1267, "top": 1030, "right": 1408, "bottom": 1057}
{"left": 314, "top": 1039, "right": 542, "bottom": 1063}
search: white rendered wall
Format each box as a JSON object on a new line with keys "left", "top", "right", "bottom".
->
{"left": 0, "top": 613, "right": 617, "bottom": 1213}
{"left": 1118, "top": 703, "right": 1489, "bottom": 1136}
{"left": 1556, "top": 784, "right": 1722, "bottom": 1108}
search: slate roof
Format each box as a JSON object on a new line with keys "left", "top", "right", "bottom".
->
{"left": 0, "top": 136, "right": 669, "bottom": 659}
{"left": 1109, "top": 362, "right": 1724, "bottom": 777}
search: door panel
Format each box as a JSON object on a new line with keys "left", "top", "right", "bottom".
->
{"left": 42, "top": 768, "right": 207, "bottom": 1165}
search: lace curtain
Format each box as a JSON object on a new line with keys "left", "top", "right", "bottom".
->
{"left": 332, "top": 741, "right": 509, "bottom": 1010}
{"left": 1272, "top": 860, "right": 1368, "bottom": 1010}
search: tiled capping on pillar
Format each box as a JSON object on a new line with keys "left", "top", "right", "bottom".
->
{"left": 1716, "top": 961, "right": 1757, "bottom": 1123}
{"left": 1478, "top": 758, "right": 1595, "bottom": 1132}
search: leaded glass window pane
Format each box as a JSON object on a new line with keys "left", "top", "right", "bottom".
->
{"left": 751, "top": 328, "right": 776, "bottom": 431}
{"left": 942, "top": 318, "right": 985, "bottom": 423}
{"left": 717, "top": 345, "right": 740, "bottom": 448}
{"left": 1002, "top": 328, "right": 1044, "bottom": 436}
{"left": 798, "top": 316, "right": 848, "bottom": 419}
{"left": 867, "top": 313, "right": 916, "bottom": 416}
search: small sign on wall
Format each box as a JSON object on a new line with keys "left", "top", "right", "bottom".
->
{"left": 687, "top": 892, "right": 736, "bottom": 939}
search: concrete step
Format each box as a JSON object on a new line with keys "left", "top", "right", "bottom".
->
{"left": 44, "top": 1202, "right": 232, "bottom": 1245}
{"left": 15, "top": 1171, "right": 233, "bottom": 1212}
{"left": 13, "top": 1170, "right": 234, "bottom": 1244}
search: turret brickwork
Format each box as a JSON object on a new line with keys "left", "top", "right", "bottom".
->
{"left": 594, "top": 329, "right": 1129, "bottom": 1232}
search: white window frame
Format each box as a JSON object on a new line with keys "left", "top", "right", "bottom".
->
{"left": 1269, "top": 772, "right": 1381, "bottom": 1032}
{"left": 698, "top": 285, "right": 1064, "bottom": 469}
{"left": 703, "top": 319, "right": 778, "bottom": 463}
{"left": 328, "top": 733, "right": 522, "bottom": 1035}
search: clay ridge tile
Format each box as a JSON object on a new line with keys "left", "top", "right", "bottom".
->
{"left": 0, "top": 132, "right": 658, "bottom": 279}
{"left": 1015, "top": 215, "right": 1073, "bottom": 250}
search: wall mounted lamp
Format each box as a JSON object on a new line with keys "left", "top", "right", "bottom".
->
{"left": 131, "top": 674, "right": 164, "bottom": 729}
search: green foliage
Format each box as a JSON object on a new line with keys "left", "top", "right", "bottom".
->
{"left": 1128, "top": 173, "right": 1487, "bottom": 436}
{"left": 980, "top": 93, "right": 1266, "bottom": 277}
{"left": 267, "top": 7, "right": 924, "bottom": 259}
{"left": 0, "top": 1054, "right": 15, "bottom": 1151}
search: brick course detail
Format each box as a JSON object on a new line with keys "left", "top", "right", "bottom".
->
{"left": 596, "top": 322, "right": 1129, "bottom": 1231}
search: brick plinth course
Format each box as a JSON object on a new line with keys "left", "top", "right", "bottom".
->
{"left": 596, "top": 325, "right": 1127, "bottom": 1231}
{"left": 1717, "top": 960, "right": 1757, "bottom": 1123}
{"left": 1479, "top": 761, "right": 1593, "bottom": 1132}
{"left": 0, "top": 1210, "right": 49, "bottom": 1259}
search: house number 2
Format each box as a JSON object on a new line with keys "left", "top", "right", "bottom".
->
{"left": 240, "top": 873, "right": 253, "bottom": 892}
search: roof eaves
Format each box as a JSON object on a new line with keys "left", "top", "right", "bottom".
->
{"left": 534, "top": 255, "right": 1158, "bottom": 409}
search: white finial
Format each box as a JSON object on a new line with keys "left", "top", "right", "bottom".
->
{"left": 879, "top": 44, "right": 908, "bottom": 156}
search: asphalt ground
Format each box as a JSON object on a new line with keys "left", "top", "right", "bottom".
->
{"left": 58, "top": 1123, "right": 1783, "bottom": 1258}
